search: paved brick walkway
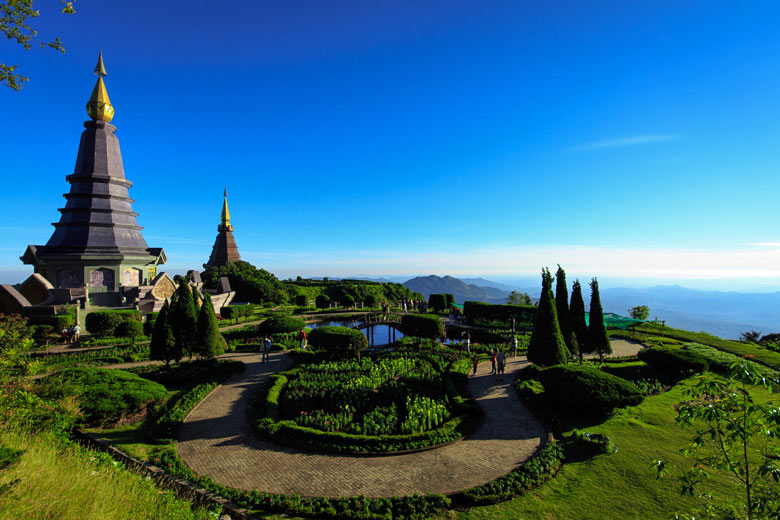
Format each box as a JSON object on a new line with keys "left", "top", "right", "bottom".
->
{"left": 177, "top": 351, "right": 548, "bottom": 498}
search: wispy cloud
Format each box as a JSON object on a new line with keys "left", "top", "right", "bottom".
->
{"left": 748, "top": 242, "right": 780, "bottom": 248}
{"left": 572, "top": 134, "right": 679, "bottom": 151}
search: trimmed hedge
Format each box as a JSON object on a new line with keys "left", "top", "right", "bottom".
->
{"left": 115, "top": 320, "right": 143, "bottom": 339}
{"left": 220, "top": 304, "right": 255, "bottom": 322}
{"left": 427, "top": 294, "right": 449, "bottom": 312}
{"left": 52, "top": 315, "right": 74, "bottom": 330}
{"left": 458, "top": 442, "right": 564, "bottom": 505}
{"left": 463, "top": 300, "right": 537, "bottom": 325}
{"left": 84, "top": 310, "right": 141, "bottom": 338}
{"left": 315, "top": 294, "right": 330, "bottom": 309}
{"left": 259, "top": 316, "right": 306, "bottom": 334}
{"left": 401, "top": 314, "right": 444, "bottom": 339}
{"left": 153, "top": 382, "right": 217, "bottom": 438}
{"left": 294, "top": 294, "right": 308, "bottom": 307}
{"left": 536, "top": 364, "right": 644, "bottom": 415}
{"left": 308, "top": 326, "right": 368, "bottom": 359}
{"left": 637, "top": 345, "right": 709, "bottom": 375}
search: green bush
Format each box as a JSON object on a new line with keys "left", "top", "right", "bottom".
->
{"left": 294, "top": 294, "right": 308, "bottom": 307}
{"left": 84, "top": 310, "right": 141, "bottom": 338}
{"left": 340, "top": 294, "right": 355, "bottom": 308}
{"left": 401, "top": 314, "right": 444, "bottom": 339}
{"left": 38, "top": 368, "right": 166, "bottom": 426}
{"left": 564, "top": 430, "right": 617, "bottom": 460}
{"left": 427, "top": 294, "right": 448, "bottom": 312}
{"left": 364, "top": 294, "right": 378, "bottom": 307}
{"left": 153, "top": 382, "right": 217, "bottom": 439}
{"left": 315, "top": 294, "right": 330, "bottom": 309}
{"left": 143, "top": 312, "right": 160, "bottom": 336}
{"left": 682, "top": 343, "right": 780, "bottom": 380}
{"left": 537, "top": 364, "right": 644, "bottom": 415}
{"left": 637, "top": 345, "right": 709, "bottom": 375}
{"left": 259, "top": 316, "right": 306, "bottom": 335}
{"left": 115, "top": 320, "right": 143, "bottom": 339}
{"left": 52, "top": 315, "right": 74, "bottom": 330}
{"left": 459, "top": 442, "right": 564, "bottom": 505}
{"left": 308, "top": 326, "right": 368, "bottom": 359}
{"left": 463, "top": 301, "right": 537, "bottom": 325}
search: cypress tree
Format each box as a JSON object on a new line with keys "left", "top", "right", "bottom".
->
{"left": 555, "top": 265, "right": 577, "bottom": 358}
{"left": 150, "top": 300, "right": 177, "bottom": 367}
{"left": 527, "top": 268, "right": 568, "bottom": 367}
{"left": 588, "top": 277, "right": 612, "bottom": 362}
{"left": 197, "top": 293, "right": 223, "bottom": 360}
{"left": 172, "top": 279, "right": 198, "bottom": 360}
{"left": 570, "top": 279, "right": 588, "bottom": 363}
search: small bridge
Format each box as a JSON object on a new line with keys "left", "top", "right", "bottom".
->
{"left": 351, "top": 312, "right": 404, "bottom": 346}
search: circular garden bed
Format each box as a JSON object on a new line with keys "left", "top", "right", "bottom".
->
{"left": 251, "top": 344, "right": 481, "bottom": 453}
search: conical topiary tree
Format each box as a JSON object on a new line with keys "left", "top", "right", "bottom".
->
{"left": 150, "top": 300, "right": 178, "bottom": 367}
{"left": 196, "top": 293, "right": 223, "bottom": 360}
{"left": 555, "top": 265, "right": 577, "bottom": 359}
{"left": 172, "top": 279, "right": 198, "bottom": 360}
{"left": 527, "top": 268, "right": 568, "bottom": 366}
{"left": 570, "top": 279, "right": 588, "bottom": 363}
{"left": 588, "top": 277, "right": 612, "bottom": 362}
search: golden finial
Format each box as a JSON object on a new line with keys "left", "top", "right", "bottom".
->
{"left": 86, "top": 52, "right": 114, "bottom": 122}
{"left": 221, "top": 189, "right": 231, "bottom": 229}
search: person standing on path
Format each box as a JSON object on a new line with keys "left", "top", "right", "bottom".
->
{"left": 461, "top": 330, "right": 470, "bottom": 353}
{"left": 490, "top": 348, "right": 497, "bottom": 374}
{"left": 262, "top": 336, "right": 272, "bottom": 363}
{"left": 496, "top": 350, "right": 506, "bottom": 380}
{"left": 511, "top": 335, "right": 518, "bottom": 358}
{"left": 73, "top": 324, "right": 81, "bottom": 342}
{"left": 471, "top": 353, "right": 479, "bottom": 376}
{"left": 297, "top": 328, "right": 307, "bottom": 349}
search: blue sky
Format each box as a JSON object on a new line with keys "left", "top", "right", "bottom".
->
{"left": 3, "top": 1, "right": 780, "bottom": 290}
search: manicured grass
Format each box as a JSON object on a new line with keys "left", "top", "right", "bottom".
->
{"left": 451, "top": 378, "right": 771, "bottom": 520}
{"left": 0, "top": 428, "right": 212, "bottom": 520}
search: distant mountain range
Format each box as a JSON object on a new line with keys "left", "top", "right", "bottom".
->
{"left": 398, "top": 274, "right": 780, "bottom": 340}
{"left": 402, "top": 275, "right": 510, "bottom": 304}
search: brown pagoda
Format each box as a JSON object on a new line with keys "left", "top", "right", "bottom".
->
{"left": 204, "top": 189, "right": 242, "bottom": 268}
{"left": 21, "top": 53, "right": 166, "bottom": 307}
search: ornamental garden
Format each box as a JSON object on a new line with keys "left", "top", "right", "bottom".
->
{"left": 0, "top": 265, "right": 779, "bottom": 519}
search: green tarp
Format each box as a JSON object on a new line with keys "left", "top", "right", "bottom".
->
{"left": 585, "top": 312, "right": 642, "bottom": 330}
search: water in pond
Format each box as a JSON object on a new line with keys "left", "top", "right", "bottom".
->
{"left": 306, "top": 319, "right": 404, "bottom": 345}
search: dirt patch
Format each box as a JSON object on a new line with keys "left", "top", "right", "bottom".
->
{"left": 583, "top": 338, "right": 646, "bottom": 359}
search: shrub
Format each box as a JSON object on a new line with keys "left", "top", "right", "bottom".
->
{"left": 295, "top": 294, "right": 308, "bottom": 307}
{"left": 564, "top": 430, "right": 617, "bottom": 460}
{"left": 84, "top": 310, "right": 141, "bottom": 338}
{"left": 38, "top": 368, "right": 167, "bottom": 426}
{"left": 259, "top": 316, "right": 306, "bottom": 335}
{"left": 463, "top": 301, "right": 537, "bottom": 325}
{"left": 427, "top": 294, "right": 448, "bottom": 312}
{"left": 340, "top": 294, "right": 355, "bottom": 308}
{"left": 537, "top": 364, "right": 644, "bottom": 415}
{"left": 637, "top": 345, "right": 709, "bottom": 375}
{"left": 153, "top": 382, "right": 217, "bottom": 438}
{"left": 52, "top": 315, "right": 74, "bottom": 330}
{"left": 401, "top": 314, "right": 444, "bottom": 339}
{"left": 315, "top": 294, "right": 330, "bottom": 309}
{"left": 364, "top": 294, "right": 378, "bottom": 307}
{"left": 308, "top": 326, "right": 368, "bottom": 360}
{"left": 115, "top": 320, "right": 143, "bottom": 339}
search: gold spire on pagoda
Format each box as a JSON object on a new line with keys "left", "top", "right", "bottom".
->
{"left": 86, "top": 52, "right": 114, "bottom": 122}
{"left": 220, "top": 188, "right": 232, "bottom": 230}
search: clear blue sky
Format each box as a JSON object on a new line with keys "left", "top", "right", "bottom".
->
{"left": 3, "top": 1, "right": 780, "bottom": 290}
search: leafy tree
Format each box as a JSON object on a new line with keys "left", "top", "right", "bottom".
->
{"left": 506, "top": 290, "right": 532, "bottom": 305}
{"left": 294, "top": 294, "right": 308, "bottom": 307}
{"left": 196, "top": 293, "right": 223, "bottom": 360}
{"left": 527, "top": 268, "right": 568, "bottom": 367}
{"left": 570, "top": 279, "right": 588, "bottom": 363}
{"left": 2, "top": 0, "right": 76, "bottom": 90}
{"left": 588, "top": 278, "right": 612, "bottom": 362}
{"left": 171, "top": 280, "right": 198, "bottom": 360}
{"left": 202, "top": 261, "right": 287, "bottom": 304}
{"left": 340, "top": 294, "right": 355, "bottom": 308}
{"left": 555, "top": 265, "right": 577, "bottom": 358}
{"left": 655, "top": 359, "right": 780, "bottom": 520}
{"left": 628, "top": 305, "right": 650, "bottom": 321}
{"left": 0, "top": 313, "right": 36, "bottom": 380}
{"left": 740, "top": 330, "right": 762, "bottom": 343}
{"left": 149, "top": 301, "right": 178, "bottom": 367}
{"left": 364, "top": 294, "right": 378, "bottom": 308}
{"left": 315, "top": 294, "right": 330, "bottom": 309}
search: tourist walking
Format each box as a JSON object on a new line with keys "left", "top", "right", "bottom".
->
{"left": 72, "top": 324, "right": 81, "bottom": 342}
{"left": 497, "top": 350, "right": 506, "bottom": 380}
{"left": 490, "top": 348, "right": 497, "bottom": 374}
{"left": 262, "top": 336, "right": 272, "bottom": 363}
{"left": 461, "top": 330, "right": 470, "bottom": 353}
{"left": 297, "top": 328, "right": 307, "bottom": 349}
{"left": 471, "top": 353, "right": 479, "bottom": 376}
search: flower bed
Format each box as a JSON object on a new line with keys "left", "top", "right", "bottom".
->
{"left": 251, "top": 347, "right": 481, "bottom": 453}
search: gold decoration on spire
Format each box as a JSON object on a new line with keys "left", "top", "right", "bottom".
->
{"left": 221, "top": 188, "right": 232, "bottom": 230}
{"left": 86, "top": 52, "right": 114, "bottom": 122}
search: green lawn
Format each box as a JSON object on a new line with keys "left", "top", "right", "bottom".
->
{"left": 451, "top": 377, "right": 773, "bottom": 520}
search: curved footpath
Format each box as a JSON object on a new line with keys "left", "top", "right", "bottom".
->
{"left": 177, "top": 351, "right": 549, "bottom": 497}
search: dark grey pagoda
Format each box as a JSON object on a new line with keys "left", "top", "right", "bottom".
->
{"left": 203, "top": 189, "right": 242, "bottom": 268}
{"left": 21, "top": 54, "right": 166, "bottom": 308}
